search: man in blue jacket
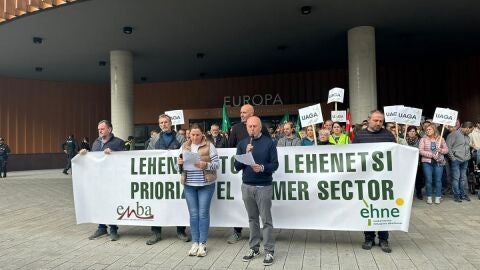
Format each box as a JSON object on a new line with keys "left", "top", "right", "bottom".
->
{"left": 147, "top": 114, "right": 190, "bottom": 245}
{"left": 234, "top": 116, "right": 278, "bottom": 266}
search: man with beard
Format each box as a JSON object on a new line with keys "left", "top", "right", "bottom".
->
{"left": 353, "top": 110, "right": 396, "bottom": 253}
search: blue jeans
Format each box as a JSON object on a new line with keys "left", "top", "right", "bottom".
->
{"left": 422, "top": 161, "right": 443, "bottom": 197}
{"left": 450, "top": 160, "right": 468, "bottom": 198}
{"left": 184, "top": 183, "right": 216, "bottom": 244}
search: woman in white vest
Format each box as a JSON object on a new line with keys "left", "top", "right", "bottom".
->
{"left": 177, "top": 124, "right": 219, "bottom": 257}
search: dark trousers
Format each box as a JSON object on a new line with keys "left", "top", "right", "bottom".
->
{"left": 64, "top": 154, "right": 73, "bottom": 172}
{"left": 415, "top": 163, "right": 424, "bottom": 195}
{"left": 151, "top": 226, "right": 186, "bottom": 234}
{"left": 364, "top": 231, "right": 389, "bottom": 241}
{"left": 0, "top": 159, "right": 6, "bottom": 177}
{"left": 98, "top": 224, "right": 118, "bottom": 231}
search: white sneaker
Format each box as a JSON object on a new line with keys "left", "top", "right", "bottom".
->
{"left": 197, "top": 243, "right": 207, "bottom": 257}
{"left": 188, "top": 243, "right": 199, "bottom": 256}
{"left": 435, "top": 197, "right": 441, "bottom": 204}
{"left": 426, "top": 197, "right": 432, "bottom": 204}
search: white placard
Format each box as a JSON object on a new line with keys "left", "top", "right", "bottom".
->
{"left": 165, "top": 110, "right": 185, "bottom": 125}
{"left": 298, "top": 104, "right": 323, "bottom": 127}
{"left": 327, "top": 87, "right": 344, "bottom": 104}
{"left": 383, "top": 105, "right": 404, "bottom": 123}
{"left": 432, "top": 107, "right": 458, "bottom": 126}
{"left": 331, "top": 110, "right": 347, "bottom": 123}
{"left": 396, "top": 107, "right": 422, "bottom": 126}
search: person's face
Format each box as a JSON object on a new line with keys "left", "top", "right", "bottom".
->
{"left": 177, "top": 130, "right": 185, "bottom": 136}
{"left": 240, "top": 105, "right": 254, "bottom": 122}
{"left": 407, "top": 129, "right": 417, "bottom": 139}
{"left": 332, "top": 124, "right": 342, "bottom": 135}
{"left": 246, "top": 117, "right": 261, "bottom": 137}
{"left": 0, "top": 139, "right": 4, "bottom": 144}
{"left": 186, "top": 130, "right": 191, "bottom": 139}
{"left": 425, "top": 126, "right": 435, "bottom": 137}
{"left": 210, "top": 126, "right": 220, "bottom": 137}
{"left": 462, "top": 127, "right": 474, "bottom": 135}
{"left": 306, "top": 126, "right": 314, "bottom": 138}
{"left": 98, "top": 123, "right": 112, "bottom": 139}
{"left": 319, "top": 132, "right": 329, "bottom": 142}
{"left": 190, "top": 128, "right": 203, "bottom": 144}
{"left": 387, "top": 124, "right": 396, "bottom": 135}
{"left": 324, "top": 121, "right": 333, "bottom": 131}
{"left": 368, "top": 113, "right": 384, "bottom": 132}
{"left": 283, "top": 124, "right": 293, "bottom": 136}
{"left": 159, "top": 117, "right": 172, "bottom": 132}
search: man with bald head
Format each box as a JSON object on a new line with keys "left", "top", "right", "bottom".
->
{"left": 227, "top": 103, "right": 269, "bottom": 243}
{"left": 234, "top": 116, "right": 279, "bottom": 266}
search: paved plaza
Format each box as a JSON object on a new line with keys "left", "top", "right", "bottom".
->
{"left": 1, "top": 170, "right": 480, "bottom": 270}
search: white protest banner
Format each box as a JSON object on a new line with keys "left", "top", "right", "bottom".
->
{"left": 331, "top": 110, "right": 347, "bottom": 123}
{"left": 327, "top": 87, "right": 344, "bottom": 104}
{"left": 432, "top": 107, "right": 458, "bottom": 126}
{"left": 384, "top": 105, "right": 404, "bottom": 123}
{"left": 165, "top": 110, "right": 185, "bottom": 125}
{"left": 396, "top": 107, "right": 422, "bottom": 126}
{"left": 72, "top": 143, "right": 418, "bottom": 232}
{"left": 298, "top": 103, "right": 323, "bottom": 127}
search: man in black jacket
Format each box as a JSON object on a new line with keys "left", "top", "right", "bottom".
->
{"left": 62, "top": 135, "right": 77, "bottom": 175}
{"left": 81, "top": 120, "right": 125, "bottom": 241}
{"left": 0, "top": 137, "right": 11, "bottom": 178}
{"left": 207, "top": 123, "right": 228, "bottom": 148}
{"left": 353, "top": 110, "right": 396, "bottom": 253}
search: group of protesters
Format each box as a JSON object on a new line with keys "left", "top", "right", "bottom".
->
{"left": 75, "top": 103, "right": 479, "bottom": 265}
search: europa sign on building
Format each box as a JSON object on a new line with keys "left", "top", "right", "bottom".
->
{"left": 223, "top": 93, "right": 283, "bottom": 106}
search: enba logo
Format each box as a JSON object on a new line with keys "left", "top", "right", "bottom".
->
{"left": 117, "top": 202, "right": 154, "bottom": 220}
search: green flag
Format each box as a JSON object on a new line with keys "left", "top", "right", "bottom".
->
{"left": 221, "top": 104, "right": 231, "bottom": 133}
{"left": 280, "top": 113, "right": 290, "bottom": 124}
{"left": 295, "top": 116, "right": 301, "bottom": 133}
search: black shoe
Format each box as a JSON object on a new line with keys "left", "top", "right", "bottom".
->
{"left": 62, "top": 170, "right": 68, "bottom": 175}
{"left": 242, "top": 249, "right": 260, "bottom": 262}
{"left": 454, "top": 196, "right": 462, "bottom": 202}
{"left": 416, "top": 193, "right": 423, "bottom": 200}
{"left": 263, "top": 253, "right": 274, "bottom": 266}
{"left": 362, "top": 240, "right": 375, "bottom": 250}
{"left": 379, "top": 240, "right": 392, "bottom": 253}
{"left": 88, "top": 228, "right": 108, "bottom": 240}
{"left": 177, "top": 231, "right": 191, "bottom": 242}
{"left": 146, "top": 232, "right": 162, "bottom": 245}
{"left": 110, "top": 229, "right": 119, "bottom": 241}
{"left": 463, "top": 195, "right": 471, "bottom": 201}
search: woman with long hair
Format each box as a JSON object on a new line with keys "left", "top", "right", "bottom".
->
{"left": 419, "top": 124, "right": 449, "bottom": 204}
{"left": 177, "top": 124, "right": 219, "bottom": 257}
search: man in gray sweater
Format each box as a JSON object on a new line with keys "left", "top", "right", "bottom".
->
{"left": 276, "top": 122, "right": 300, "bottom": 147}
{"left": 446, "top": 121, "right": 475, "bottom": 202}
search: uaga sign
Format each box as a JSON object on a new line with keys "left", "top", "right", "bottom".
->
{"left": 72, "top": 143, "right": 418, "bottom": 232}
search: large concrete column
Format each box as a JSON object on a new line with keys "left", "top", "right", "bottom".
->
{"left": 348, "top": 26, "right": 377, "bottom": 124}
{"left": 110, "top": 50, "right": 134, "bottom": 141}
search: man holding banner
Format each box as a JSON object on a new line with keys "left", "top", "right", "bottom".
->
{"left": 353, "top": 110, "right": 396, "bottom": 253}
{"left": 83, "top": 120, "right": 125, "bottom": 241}
{"left": 235, "top": 116, "right": 279, "bottom": 266}
{"left": 147, "top": 114, "right": 190, "bottom": 245}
